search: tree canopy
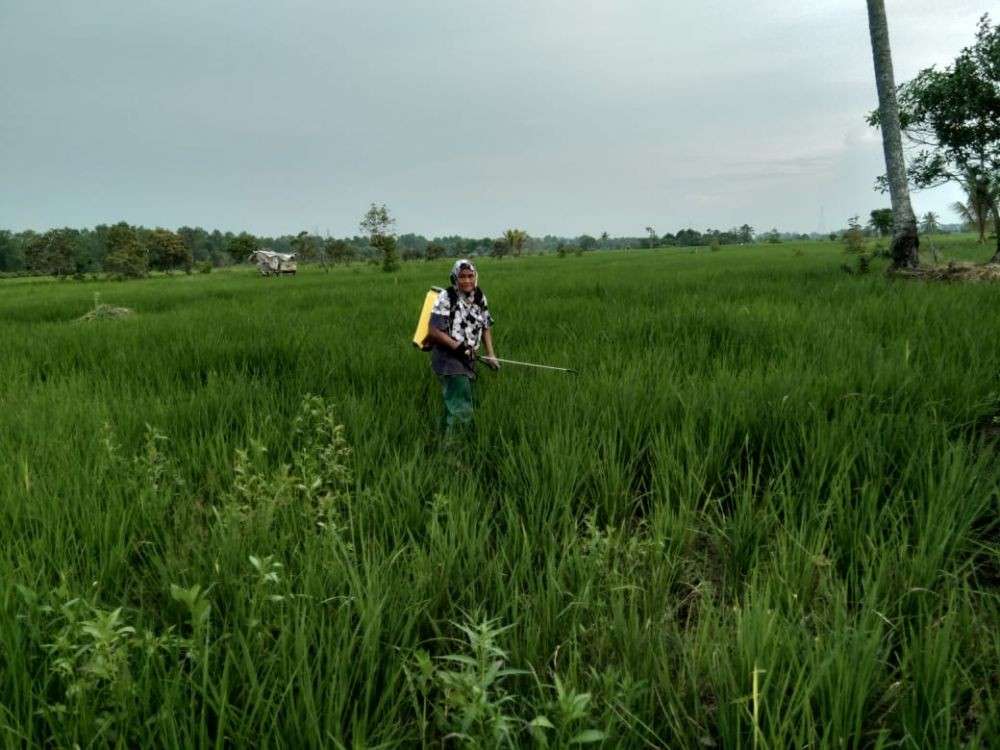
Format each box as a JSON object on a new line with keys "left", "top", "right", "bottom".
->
{"left": 887, "top": 15, "right": 999, "bottom": 188}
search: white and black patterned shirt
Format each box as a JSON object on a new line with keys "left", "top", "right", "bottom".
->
{"left": 429, "top": 288, "right": 494, "bottom": 376}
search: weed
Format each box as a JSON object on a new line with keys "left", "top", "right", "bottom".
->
{"left": 409, "top": 617, "right": 525, "bottom": 746}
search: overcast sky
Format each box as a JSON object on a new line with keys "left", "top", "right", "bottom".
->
{"left": 0, "top": 1, "right": 987, "bottom": 237}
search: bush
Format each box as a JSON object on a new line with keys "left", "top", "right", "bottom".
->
{"left": 196, "top": 261, "right": 212, "bottom": 274}
{"left": 843, "top": 216, "right": 867, "bottom": 254}
{"left": 379, "top": 236, "right": 400, "bottom": 272}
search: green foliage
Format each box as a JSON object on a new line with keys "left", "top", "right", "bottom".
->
{"left": 146, "top": 228, "right": 192, "bottom": 272}
{"left": 24, "top": 228, "right": 79, "bottom": 277}
{"left": 410, "top": 617, "right": 524, "bottom": 746}
{"left": 843, "top": 216, "right": 867, "bottom": 254}
{"left": 952, "top": 166, "right": 998, "bottom": 243}
{"left": 529, "top": 676, "right": 606, "bottom": 747}
{"left": 360, "top": 203, "right": 399, "bottom": 272}
{"left": 103, "top": 222, "right": 148, "bottom": 279}
{"left": 1, "top": 241, "right": 998, "bottom": 746}
{"left": 325, "top": 237, "right": 355, "bottom": 265}
{"left": 425, "top": 241, "right": 446, "bottom": 261}
{"left": 360, "top": 203, "right": 395, "bottom": 239}
{"left": 840, "top": 254, "right": 872, "bottom": 276}
{"left": 169, "top": 583, "right": 211, "bottom": 634}
{"left": 378, "top": 235, "right": 400, "bottom": 272}
{"left": 491, "top": 238, "right": 510, "bottom": 259}
{"left": 671, "top": 228, "right": 698, "bottom": 246}
{"left": 227, "top": 232, "right": 260, "bottom": 263}
{"left": 881, "top": 14, "right": 1000, "bottom": 188}
{"left": 868, "top": 208, "right": 893, "bottom": 237}
{"left": 503, "top": 228, "right": 529, "bottom": 257}
{"left": 398, "top": 233, "right": 428, "bottom": 262}
{"left": 0, "top": 229, "right": 24, "bottom": 271}
{"left": 15, "top": 579, "right": 189, "bottom": 744}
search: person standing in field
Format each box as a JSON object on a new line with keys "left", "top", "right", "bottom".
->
{"left": 424, "top": 259, "right": 499, "bottom": 437}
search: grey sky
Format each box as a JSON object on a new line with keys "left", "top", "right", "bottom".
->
{"left": 0, "top": 0, "right": 987, "bottom": 237}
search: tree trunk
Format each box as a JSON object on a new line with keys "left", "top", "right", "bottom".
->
{"left": 866, "top": 0, "right": 919, "bottom": 269}
{"left": 991, "top": 205, "right": 1000, "bottom": 263}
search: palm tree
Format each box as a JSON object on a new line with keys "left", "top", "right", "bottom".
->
{"left": 919, "top": 212, "right": 940, "bottom": 234}
{"left": 865, "top": 0, "right": 919, "bottom": 269}
{"left": 952, "top": 167, "right": 997, "bottom": 244}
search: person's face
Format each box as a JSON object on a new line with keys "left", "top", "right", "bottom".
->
{"left": 457, "top": 268, "right": 476, "bottom": 293}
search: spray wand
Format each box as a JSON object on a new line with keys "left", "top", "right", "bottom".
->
{"left": 478, "top": 354, "right": 577, "bottom": 374}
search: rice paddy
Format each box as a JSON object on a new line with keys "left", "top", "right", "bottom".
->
{"left": 1, "top": 236, "right": 998, "bottom": 747}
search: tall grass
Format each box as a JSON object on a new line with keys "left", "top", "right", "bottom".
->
{"left": 1, "top": 237, "right": 997, "bottom": 747}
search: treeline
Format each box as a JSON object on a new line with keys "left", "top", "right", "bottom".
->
{"left": 0, "top": 222, "right": 815, "bottom": 279}
{"left": 0, "top": 220, "right": 903, "bottom": 279}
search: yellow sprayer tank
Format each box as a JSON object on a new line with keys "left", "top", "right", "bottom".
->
{"left": 412, "top": 286, "right": 444, "bottom": 350}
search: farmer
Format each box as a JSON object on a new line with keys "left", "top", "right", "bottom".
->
{"left": 424, "top": 259, "right": 499, "bottom": 437}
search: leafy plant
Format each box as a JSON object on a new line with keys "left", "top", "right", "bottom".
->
{"left": 528, "top": 675, "right": 607, "bottom": 747}
{"left": 410, "top": 617, "right": 525, "bottom": 746}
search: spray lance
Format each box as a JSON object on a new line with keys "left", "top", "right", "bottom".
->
{"left": 476, "top": 354, "right": 576, "bottom": 374}
{"left": 412, "top": 286, "right": 576, "bottom": 374}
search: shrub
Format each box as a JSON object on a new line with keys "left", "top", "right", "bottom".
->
{"left": 842, "top": 216, "right": 867, "bottom": 254}
{"left": 378, "top": 236, "right": 400, "bottom": 272}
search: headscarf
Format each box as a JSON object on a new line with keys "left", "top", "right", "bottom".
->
{"left": 450, "top": 258, "right": 477, "bottom": 289}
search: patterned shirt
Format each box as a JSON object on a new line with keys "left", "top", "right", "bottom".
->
{"left": 429, "top": 288, "right": 494, "bottom": 377}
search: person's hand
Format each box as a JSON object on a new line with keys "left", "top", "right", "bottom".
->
{"left": 482, "top": 355, "right": 500, "bottom": 371}
{"left": 452, "top": 343, "right": 475, "bottom": 365}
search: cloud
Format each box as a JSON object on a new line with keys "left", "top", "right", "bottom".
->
{"left": 0, "top": 0, "right": 986, "bottom": 235}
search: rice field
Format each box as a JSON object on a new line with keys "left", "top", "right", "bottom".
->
{"left": 1, "top": 236, "right": 998, "bottom": 748}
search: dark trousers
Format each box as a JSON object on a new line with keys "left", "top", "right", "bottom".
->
{"left": 439, "top": 374, "right": 474, "bottom": 439}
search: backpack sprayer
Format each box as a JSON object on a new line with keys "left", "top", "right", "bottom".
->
{"left": 412, "top": 286, "right": 577, "bottom": 374}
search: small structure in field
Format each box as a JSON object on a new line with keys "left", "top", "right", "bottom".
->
{"left": 250, "top": 250, "right": 297, "bottom": 276}
{"left": 76, "top": 293, "right": 133, "bottom": 322}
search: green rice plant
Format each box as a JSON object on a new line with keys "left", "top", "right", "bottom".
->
{"left": 1, "top": 238, "right": 998, "bottom": 746}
